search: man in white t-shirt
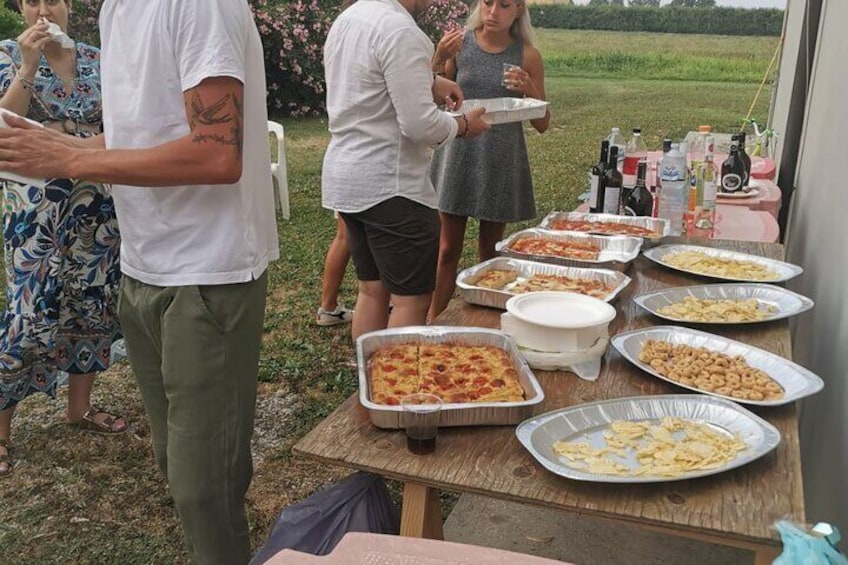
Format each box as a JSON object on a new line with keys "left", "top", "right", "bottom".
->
{"left": 0, "top": 1, "right": 278, "bottom": 562}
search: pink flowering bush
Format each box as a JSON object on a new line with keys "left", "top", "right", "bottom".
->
{"left": 252, "top": 0, "right": 340, "bottom": 117}
{"left": 65, "top": 0, "right": 468, "bottom": 118}
{"left": 417, "top": 0, "right": 469, "bottom": 44}
{"left": 68, "top": 0, "right": 101, "bottom": 46}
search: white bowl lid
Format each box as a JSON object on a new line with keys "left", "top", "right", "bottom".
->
{"left": 505, "top": 291, "right": 617, "bottom": 329}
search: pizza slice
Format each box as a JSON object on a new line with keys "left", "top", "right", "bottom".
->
{"left": 457, "top": 346, "right": 525, "bottom": 402}
{"left": 369, "top": 344, "right": 419, "bottom": 405}
{"left": 474, "top": 269, "right": 519, "bottom": 290}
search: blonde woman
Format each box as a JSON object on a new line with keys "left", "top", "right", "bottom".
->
{"left": 428, "top": 0, "right": 550, "bottom": 321}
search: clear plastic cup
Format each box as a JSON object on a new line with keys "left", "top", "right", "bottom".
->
{"left": 502, "top": 63, "right": 521, "bottom": 88}
{"left": 401, "top": 393, "right": 442, "bottom": 455}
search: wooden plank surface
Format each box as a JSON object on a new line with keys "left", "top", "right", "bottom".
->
{"left": 293, "top": 238, "right": 805, "bottom": 546}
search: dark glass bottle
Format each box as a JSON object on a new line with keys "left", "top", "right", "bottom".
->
{"left": 720, "top": 142, "right": 746, "bottom": 193}
{"left": 623, "top": 160, "right": 653, "bottom": 217}
{"left": 602, "top": 146, "right": 622, "bottom": 215}
{"left": 736, "top": 132, "right": 752, "bottom": 188}
{"left": 589, "top": 140, "right": 609, "bottom": 213}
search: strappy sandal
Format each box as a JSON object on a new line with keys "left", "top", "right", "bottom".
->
{"left": 0, "top": 439, "right": 14, "bottom": 477}
{"left": 69, "top": 406, "right": 129, "bottom": 435}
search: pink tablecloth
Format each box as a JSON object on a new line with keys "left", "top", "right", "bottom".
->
{"left": 713, "top": 205, "right": 779, "bottom": 243}
{"left": 714, "top": 178, "right": 781, "bottom": 219}
{"left": 268, "top": 532, "right": 572, "bottom": 564}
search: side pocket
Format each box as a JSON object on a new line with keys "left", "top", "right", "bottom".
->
{"left": 116, "top": 276, "right": 126, "bottom": 320}
{"left": 191, "top": 284, "right": 227, "bottom": 334}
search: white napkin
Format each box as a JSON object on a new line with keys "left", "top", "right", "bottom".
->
{"left": 0, "top": 108, "right": 48, "bottom": 188}
{"left": 46, "top": 21, "right": 75, "bottom": 50}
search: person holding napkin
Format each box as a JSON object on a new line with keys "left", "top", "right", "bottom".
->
{"left": 0, "top": 0, "right": 127, "bottom": 478}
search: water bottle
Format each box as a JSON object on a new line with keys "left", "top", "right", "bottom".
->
{"left": 605, "top": 127, "right": 626, "bottom": 169}
{"left": 658, "top": 143, "right": 688, "bottom": 236}
{"left": 623, "top": 127, "right": 647, "bottom": 189}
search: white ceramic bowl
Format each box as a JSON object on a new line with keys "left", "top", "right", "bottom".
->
{"left": 503, "top": 292, "right": 617, "bottom": 352}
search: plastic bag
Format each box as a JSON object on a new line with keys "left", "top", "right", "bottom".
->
{"left": 249, "top": 472, "right": 399, "bottom": 564}
{"left": 773, "top": 521, "right": 848, "bottom": 565}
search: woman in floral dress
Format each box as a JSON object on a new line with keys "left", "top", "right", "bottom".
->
{"left": 0, "top": 0, "right": 127, "bottom": 477}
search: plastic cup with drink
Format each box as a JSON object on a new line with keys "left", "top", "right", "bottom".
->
{"left": 401, "top": 393, "right": 442, "bottom": 455}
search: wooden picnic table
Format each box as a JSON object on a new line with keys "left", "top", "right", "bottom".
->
{"left": 293, "top": 238, "right": 804, "bottom": 565}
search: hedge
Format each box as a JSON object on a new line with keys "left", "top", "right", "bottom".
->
{"left": 0, "top": 4, "right": 23, "bottom": 39}
{"left": 528, "top": 5, "right": 784, "bottom": 37}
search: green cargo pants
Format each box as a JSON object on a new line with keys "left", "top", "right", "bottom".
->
{"left": 118, "top": 271, "right": 268, "bottom": 565}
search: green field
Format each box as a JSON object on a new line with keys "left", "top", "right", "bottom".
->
{"left": 0, "top": 29, "right": 774, "bottom": 563}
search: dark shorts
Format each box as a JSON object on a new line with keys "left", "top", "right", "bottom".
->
{"left": 340, "top": 197, "right": 440, "bottom": 296}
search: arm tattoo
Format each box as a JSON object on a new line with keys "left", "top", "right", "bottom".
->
{"left": 188, "top": 90, "right": 244, "bottom": 159}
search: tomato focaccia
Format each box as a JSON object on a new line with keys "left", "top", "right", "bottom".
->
{"left": 474, "top": 269, "right": 519, "bottom": 289}
{"left": 458, "top": 346, "right": 525, "bottom": 402}
{"left": 549, "top": 219, "right": 656, "bottom": 237}
{"left": 368, "top": 344, "right": 420, "bottom": 405}
{"left": 509, "top": 237, "right": 600, "bottom": 261}
{"left": 368, "top": 343, "right": 526, "bottom": 405}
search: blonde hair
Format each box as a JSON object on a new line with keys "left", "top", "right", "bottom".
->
{"left": 465, "top": 0, "right": 535, "bottom": 47}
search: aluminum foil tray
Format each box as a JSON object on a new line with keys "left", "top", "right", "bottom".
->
{"left": 516, "top": 394, "right": 781, "bottom": 483}
{"left": 643, "top": 244, "right": 803, "bottom": 283}
{"left": 356, "top": 326, "right": 545, "bottom": 429}
{"left": 495, "top": 228, "right": 643, "bottom": 271}
{"left": 452, "top": 97, "right": 549, "bottom": 125}
{"left": 634, "top": 283, "right": 814, "bottom": 325}
{"left": 456, "top": 257, "right": 631, "bottom": 310}
{"left": 540, "top": 211, "right": 670, "bottom": 243}
{"left": 611, "top": 326, "right": 824, "bottom": 407}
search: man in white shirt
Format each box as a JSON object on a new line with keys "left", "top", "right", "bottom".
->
{"left": 323, "top": 0, "right": 490, "bottom": 339}
{"left": 0, "top": 1, "right": 277, "bottom": 562}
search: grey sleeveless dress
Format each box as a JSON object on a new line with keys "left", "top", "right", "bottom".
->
{"left": 431, "top": 32, "right": 535, "bottom": 222}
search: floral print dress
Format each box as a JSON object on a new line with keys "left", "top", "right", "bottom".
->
{"left": 0, "top": 40, "right": 121, "bottom": 410}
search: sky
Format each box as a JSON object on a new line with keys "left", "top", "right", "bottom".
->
{"left": 571, "top": 0, "right": 787, "bottom": 7}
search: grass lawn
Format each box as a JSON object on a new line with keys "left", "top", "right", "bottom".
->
{"left": 0, "top": 29, "right": 773, "bottom": 563}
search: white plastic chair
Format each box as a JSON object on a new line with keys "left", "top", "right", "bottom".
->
{"left": 267, "top": 120, "right": 290, "bottom": 220}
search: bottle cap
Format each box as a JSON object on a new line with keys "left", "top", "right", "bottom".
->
{"left": 611, "top": 127, "right": 620, "bottom": 133}
{"left": 698, "top": 125, "right": 712, "bottom": 133}
{"left": 632, "top": 128, "right": 641, "bottom": 134}
{"left": 811, "top": 523, "right": 841, "bottom": 546}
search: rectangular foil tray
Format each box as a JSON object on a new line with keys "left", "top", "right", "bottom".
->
{"left": 540, "top": 210, "right": 669, "bottom": 244}
{"left": 451, "top": 97, "right": 549, "bottom": 124}
{"left": 357, "top": 326, "right": 545, "bottom": 429}
{"left": 495, "top": 228, "right": 643, "bottom": 271}
{"left": 456, "top": 257, "right": 632, "bottom": 310}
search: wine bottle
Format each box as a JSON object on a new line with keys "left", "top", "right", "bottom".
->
{"left": 720, "top": 141, "right": 745, "bottom": 193}
{"left": 736, "top": 132, "right": 752, "bottom": 188}
{"left": 602, "top": 146, "right": 622, "bottom": 215}
{"left": 623, "top": 159, "right": 653, "bottom": 217}
{"left": 589, "top": 140, "right": 609, "bottom": 213}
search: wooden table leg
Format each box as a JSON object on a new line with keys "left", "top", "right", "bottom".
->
{"left": 753, "top": 545, "right": 781, "bottom": 565}
{"left": 399, "top": 482, "right": 444, "bottom": 540}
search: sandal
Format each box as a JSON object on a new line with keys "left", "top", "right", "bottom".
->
{"left": 0, "top": 439, "right": 13, "bottom": 477}
{"left": 69, "top": 406, "right": 129, "bottom": 435}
